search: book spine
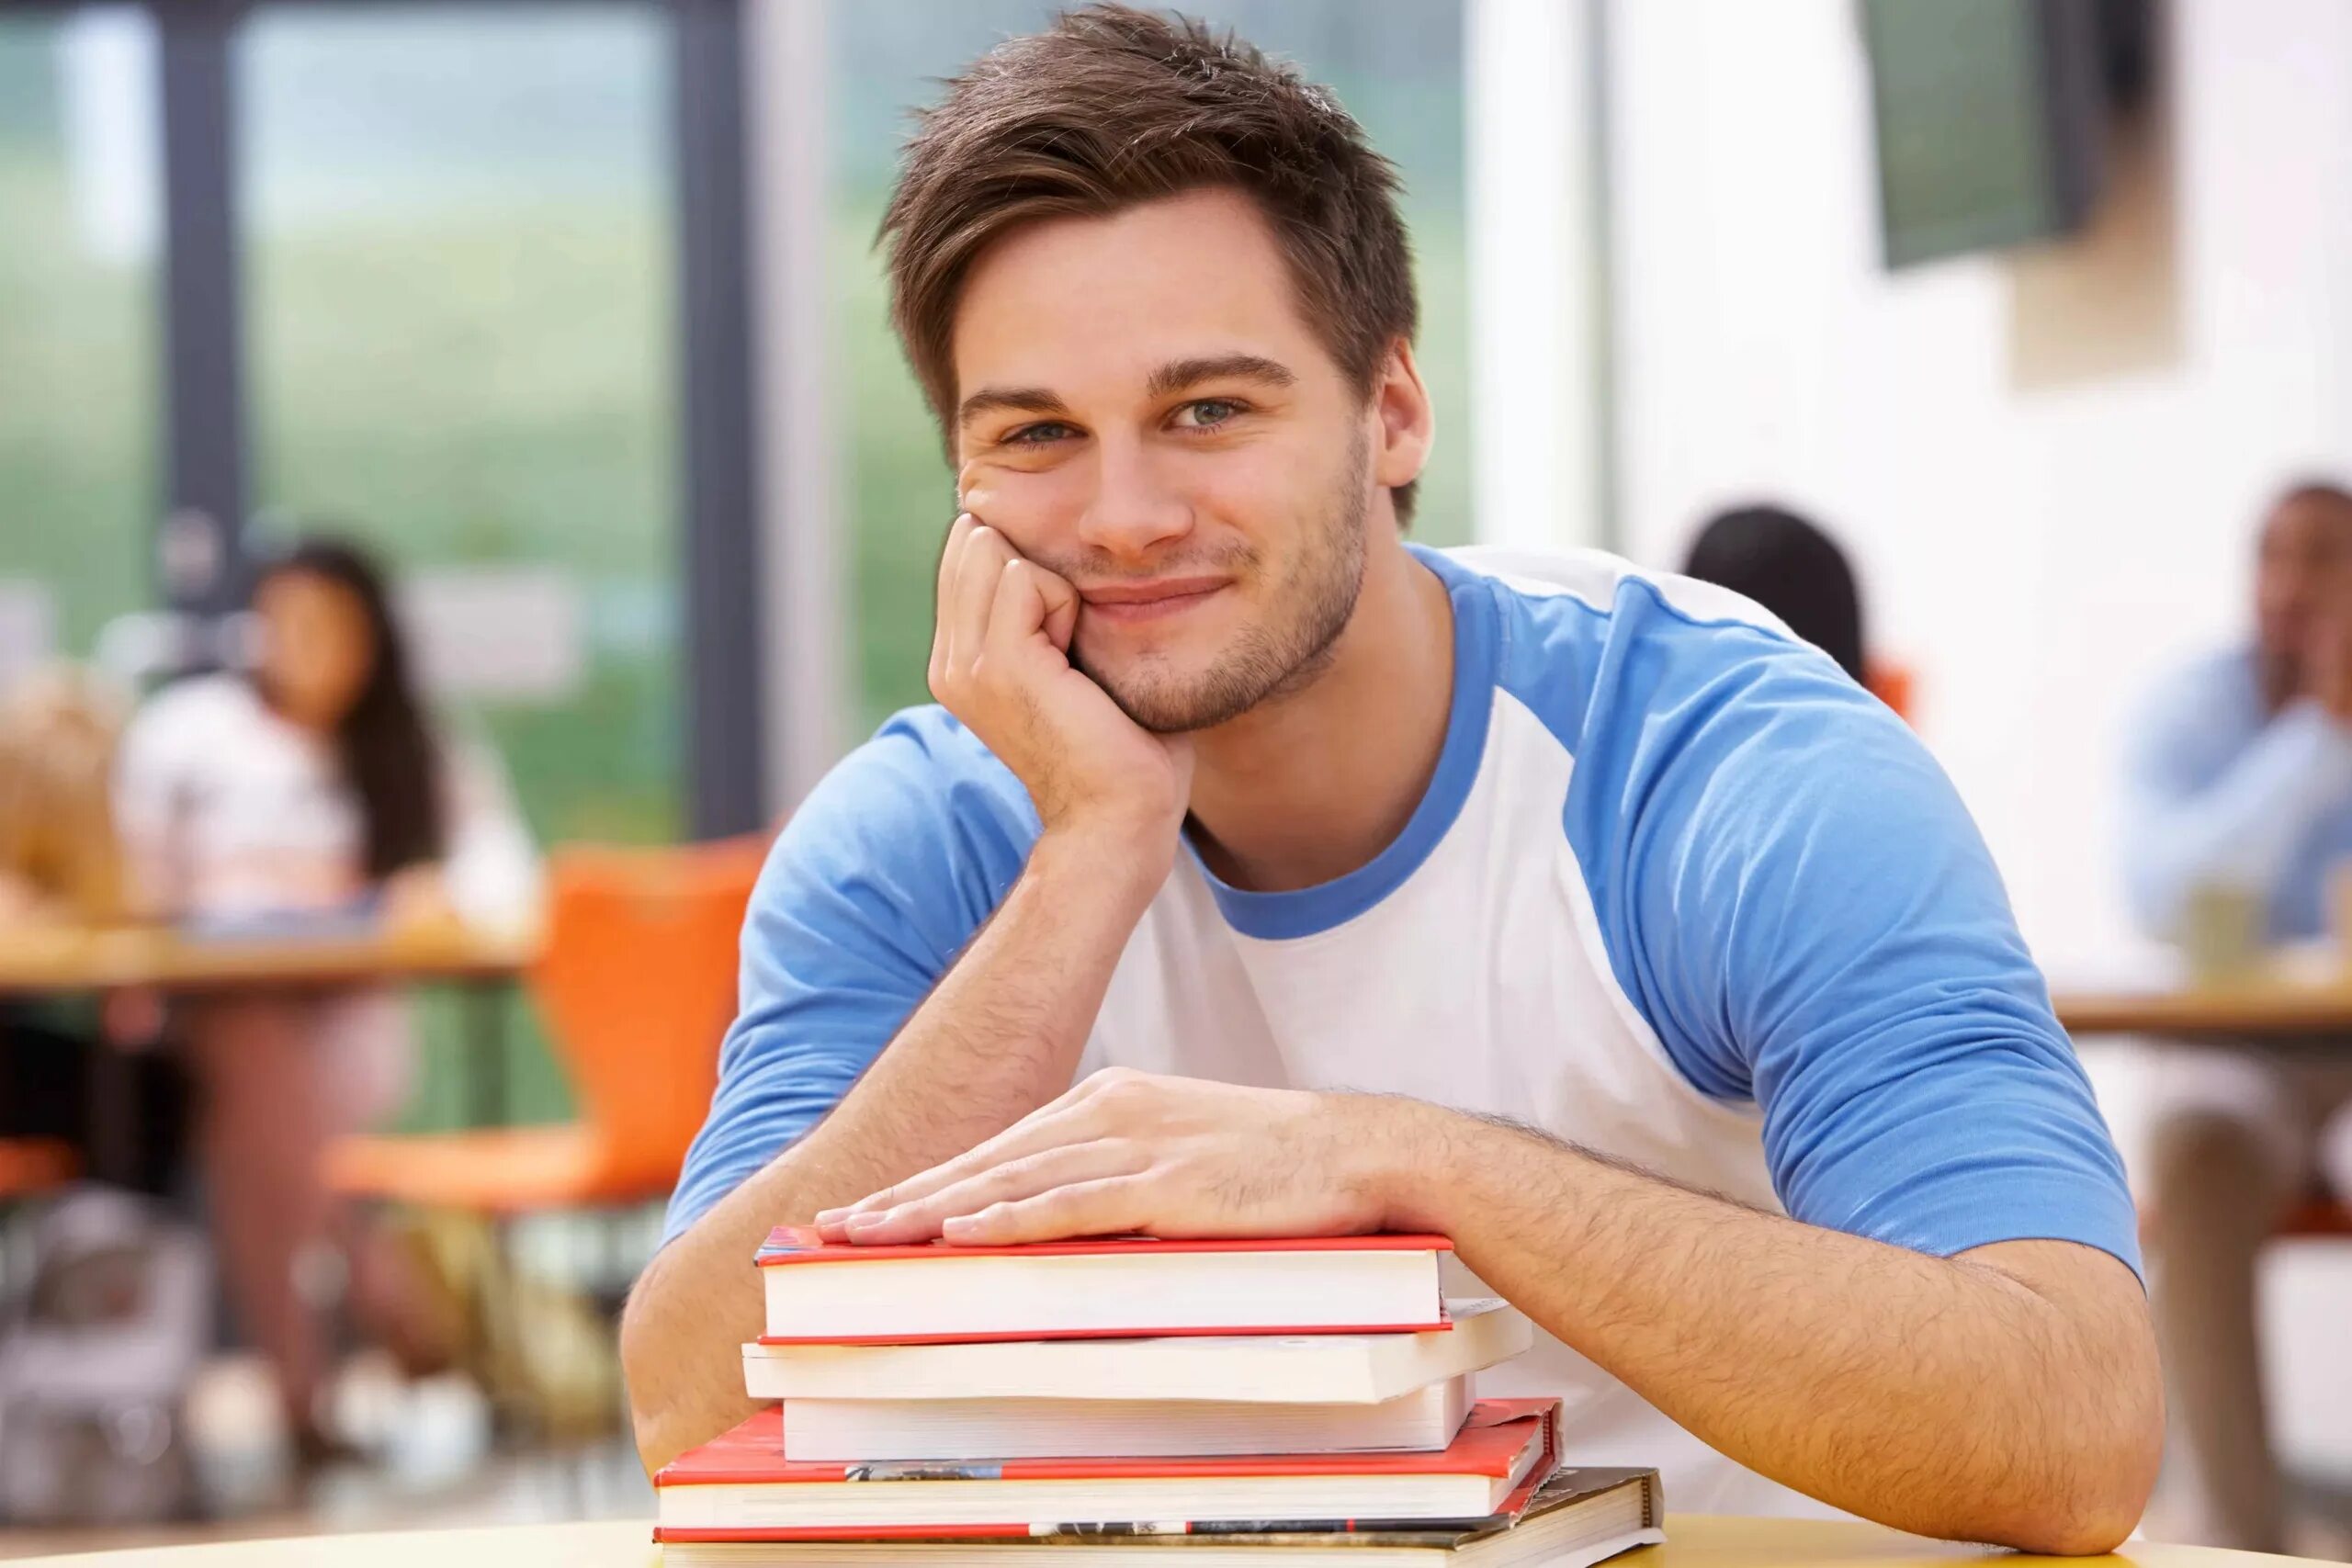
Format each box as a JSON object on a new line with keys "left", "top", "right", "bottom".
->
{"left": 844, "top": 1461, "right": 1007, "bottom": 1482}
{"left": 1025, "top": 1514, "right": 1504, "bottom": 1539}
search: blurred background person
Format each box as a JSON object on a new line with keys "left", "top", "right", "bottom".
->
{"left": 2121, "top": 479, "right": 2352, "bottom": 1553}
{"left": 112, "top": 536, "right": 538, "bottom": 1461}
{"left": 1681, "top": 503, "right": 1870, "bottom": 682}
{"left": 1679, "top": 503, "right": 1913, "bottom": 720}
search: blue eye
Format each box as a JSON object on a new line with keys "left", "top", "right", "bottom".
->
{"left": 1166, "top": 400, "right": 1241, "bottom": 430}
{"left": 1006, "top": 422, "right": 1077, "bottom": 446}
{"left": 1174, "top": 399, "right": 1243, "bottom": 429}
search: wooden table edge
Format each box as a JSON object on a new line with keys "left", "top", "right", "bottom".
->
{"left": 9, "top": 1513, "right": 2311, "bottom": 1565}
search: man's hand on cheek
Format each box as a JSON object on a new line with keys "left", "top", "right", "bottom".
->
{"left": 929, "top": 513, "right": 1194, "bottom": 865}
{"left": 811, "top": 1069, "right": 1408, "bottom": 1247}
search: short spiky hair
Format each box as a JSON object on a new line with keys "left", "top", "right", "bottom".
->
{"left": 880, "top": 3, "right": 1421, "bottom": 520}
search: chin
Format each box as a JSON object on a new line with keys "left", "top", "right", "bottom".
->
{"left": 1087, "top": 660, "right": 1227, "bottom": 735}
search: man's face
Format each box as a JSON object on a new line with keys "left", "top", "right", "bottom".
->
{"left": 949, "top": 187, "right": 1380, "bottom": 733}
{"left": 2255, "top": 491, "right": 2352, "bottom": 683}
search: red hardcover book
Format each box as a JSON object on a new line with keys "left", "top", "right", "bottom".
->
{"left": 754, "top": 1229, "right": 1454, "bottom": 1345}
{"left": 653, "top": 1398, "right": 1559, "bottom": 1542}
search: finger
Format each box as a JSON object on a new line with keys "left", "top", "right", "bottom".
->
{"left": 1035, "top": 563, "right": 1080, "bottom": 653}
{"left": 930, "top": 514, "right": 977, "bottom": 692}
{"left": 940, "top": 1176, "right": 1155, "bottom": 1247}
{"left": 984, "top": 558, "right": 1059, "bottom": 673}
{"left": 814, "top": 1093, "right": 1109, "bottom": 1231}
{"left": 843, "top": 1139, "right": 1148, "bottom": 1247}
{"left": 814, "top": 1072, "right": 1131, "bottom": 1230}
{"left": 946, "top": 524, "right": 1014, "bottom": 676}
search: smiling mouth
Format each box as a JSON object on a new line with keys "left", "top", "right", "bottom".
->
{"left": 1078, "top": 578, "right": 1231, "bottom": 626}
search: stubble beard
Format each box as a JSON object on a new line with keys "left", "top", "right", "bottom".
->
{"left": 1070, "top": 433, "right": 1373, "bottom": 735}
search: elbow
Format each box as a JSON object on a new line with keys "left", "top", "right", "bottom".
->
{"left": 618, "top": 1262, "right": 691, "bottom": 1476}
{"left": 1983, "top": 1371, "right": 2165, "bottom": 1556}
{"left": 1995, "top": 1478, "right": 2154, "bottom": 1557}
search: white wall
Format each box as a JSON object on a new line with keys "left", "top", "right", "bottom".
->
{"left": 1467, "top": 0, "right": 1606, "bottom": 552}
{"left": 1607, "top": 0, "right": 2352, "bottom": 970}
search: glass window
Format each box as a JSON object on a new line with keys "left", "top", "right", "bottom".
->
{"left": 236, "top": 4, "right": 682, "bottom": 1128}
{"left": 830, "top": 2, "right": 1471, "bottom": 735}
{"left": 0, "top": 7, "right": 160, "bottom": 682}
{"left": 238, "top": 3, "right": 681, "bottom": 846}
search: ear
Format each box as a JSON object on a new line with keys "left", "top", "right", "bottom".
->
{"left": 1370, "top": 339, "right": 1434, "bottom": 493}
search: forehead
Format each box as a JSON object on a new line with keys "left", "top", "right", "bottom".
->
{"left": 259, "top": 571, "right": 359, "bottom": 620}
{"left": 950, "top": 187, "right": 1331, "bottom": 400}
{"left": 2263, "top": 494, "right": 2352, "bottom": 554}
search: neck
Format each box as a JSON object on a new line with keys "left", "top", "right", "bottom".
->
{"left": 2256, "top": 647, "right": 2298, "bottom": 715}
{"left": 1183, "top": 535, "right": 1455, "bottom": 894}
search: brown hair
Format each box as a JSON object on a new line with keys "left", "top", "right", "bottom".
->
{"left": 881, "top": 3, "right": 1422, "bottom": 521}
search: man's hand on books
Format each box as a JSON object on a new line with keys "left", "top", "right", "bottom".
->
{"left": 812, "top": 1068, "right": 1400, "bottom": 1247}
{"left": 929, "top": 513, "right": 1193, "bottom": 866}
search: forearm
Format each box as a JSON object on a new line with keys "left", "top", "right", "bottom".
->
{"left": 1372, "top": 1101, "right": 2159, "bottom": 1554}
{"left": 621, "top": 828, "right": 1159, "bottom": 1471}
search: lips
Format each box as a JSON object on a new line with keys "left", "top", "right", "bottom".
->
{"left": 1078, "top": 577, "right": 1231, "bottom": 626}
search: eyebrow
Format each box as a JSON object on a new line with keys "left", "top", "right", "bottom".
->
{"left": 956, "top": 385, "right": 1070, "bottom": 429}
{"left": 956, "top": 354, "right": 1298, "bottom": 431}
{"left": 1144, "top": 353, "right": 1296, "bottom": 400}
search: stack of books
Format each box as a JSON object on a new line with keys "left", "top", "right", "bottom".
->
{"left": 651, "top": 1228, "right": 1663, "bottom": 1565}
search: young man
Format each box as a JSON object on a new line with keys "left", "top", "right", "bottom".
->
{"left": 2123, "top": 481, "right": 2352, "bottom": 1553}
{"left": 624, "top": 7, "right": 2159, "bottom": 1551}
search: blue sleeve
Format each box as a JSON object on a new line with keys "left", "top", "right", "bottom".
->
{"left": 1564, "top": 584, "right": 2142, "bottom": 1279}
{"left": 661, "top": 709, "right": 1038, "bottom": 1246}
{"left": 2119, "top": 663, "right": 2352, "bottom": 942}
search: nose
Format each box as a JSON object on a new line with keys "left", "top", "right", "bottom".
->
{"left": 1074, "top": 433, "right": 1193, "bottom": 565}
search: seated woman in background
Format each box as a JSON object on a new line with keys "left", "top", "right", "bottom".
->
{"left": 114, "top": 536, "right": 538, "bottom": 1458}
{"left": 1681, "top": 502, "right": 1913, "bottom": 718}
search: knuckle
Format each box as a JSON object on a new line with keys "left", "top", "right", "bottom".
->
{"left": 995, "top": 1153, "right": 1052, "bottom": 1188}
{"left": 1092, "top": 1071, "right": 1153, "bottom": 1109}
{"left": 1089, "top": 1135, "right": 1145, "bottom": 1171}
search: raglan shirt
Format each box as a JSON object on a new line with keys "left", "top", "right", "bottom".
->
{"left": 667, "top": 544, "right": 2138, "bottom": 1514}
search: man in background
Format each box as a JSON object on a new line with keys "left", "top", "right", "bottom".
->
{"left": 2123, "top": 480, "right": 2352, "bottom": 1552}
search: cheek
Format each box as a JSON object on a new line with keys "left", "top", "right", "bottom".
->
{"left": 959, "top": 458, "right": 1092, "bottom": 553}
{"left": 1170, "top": 444, "right": 1315, "bottom": 551}
{"left": 338, "top": 638, "right": 378, "bottom": 696}
{"left": 264, "top": 621, "right": 316, "bottom": 685}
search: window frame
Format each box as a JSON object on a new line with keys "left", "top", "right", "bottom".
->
{"left": 0, "top": 0, "right": 771, "bottom": 835}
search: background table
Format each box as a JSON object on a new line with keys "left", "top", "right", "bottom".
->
{"left": 16, "top": 1516, "right": 2318, "bottom": 1566}
{"left": 2054, "top": 978, "right": 2352, "bottom": 1039}
{"left": 0, "top": 922, "right": 536, "bottom": 997}
{"left": 0, "top": 920, "right": 539, "bottom": 1140}
{"left": 2052, "top": 943, "right": 2352, "bottom": 1042}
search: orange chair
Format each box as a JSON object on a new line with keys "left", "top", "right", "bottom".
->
{"left": 1864, "top": 660, "right": 1917, "bottom": 726}
{"left": 327, "top": 836, "right": 768, "bottom": 1214}
{"left": 2278, "top": 1191, "right": 2352, "bottom": 1240}
{"left": 0, "top": 1138, "right": 78, "bottom": 1201}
